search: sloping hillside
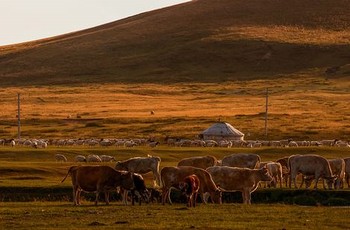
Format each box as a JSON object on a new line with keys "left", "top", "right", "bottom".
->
{"left": 1, "top": 0, "right": 350, "bottom": 86}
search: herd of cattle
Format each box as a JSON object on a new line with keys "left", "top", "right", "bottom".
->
{"left": 1, "top": 138, "right": 350, "bottom": 148}
{"left": 58, "top": 153, "right": 350, "bottom": 207}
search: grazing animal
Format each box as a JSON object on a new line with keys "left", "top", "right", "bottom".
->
{"left": 100, "top": 155, "right": 116, "bottom": 162}
{"left": 344, "top": 157, "right": 350, "bottom": 188}
{"left": 177, "top": 155, "right": 218, "bottom": 169}
{"left": 75, "top": 155, "right": 86, "bottom": 162}
{"left": 179, "top": 174, "right": 200, "bottom": 207}
{"left": 276, "top": 156, "right": 289, "bottom": 187}
{"left": 303, "top": 158, "right": 346, "bottom": 189}
{"left": 115, "top": 155, "right": 161, "bottom": 187}
{"left": 86, "top": 154, "right": 102, "bottom": 162}
{"left": 61, "top": 165, "right": 135, "bottom": 206}
{"left": 120, "top": 173, "right": 150, "bottom": 205}
{"left": 55, "top": 154, "right": 68, "bottom": 162}
{"left": 288, "top": 154, "right": 335, "bottom": 189}
{"left": 207, "top": 166, "right": 272, "bottom": 204}
{"left": 221, "top": 153, "right": 261, "bottom": 169}
{"left": 160, "top": 166, "right": 222, "bottom": 205}
{"left": 266, "top": 162, "right": 283, "bottom": 188}
{"left": 148, "top": 188, "right": 162, "bottom": 203}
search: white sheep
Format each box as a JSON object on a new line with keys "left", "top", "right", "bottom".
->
{"left": 55, "top": 154, "right": 67, "bottom": 162}
{"left": 86, "top": 154, "right": 102, "bottom": 162}
{"left": 100, "top": 155, "right": 116, "bottom": 162}
{"left": 75, "top": 155, "right": 86, "bottom": 162}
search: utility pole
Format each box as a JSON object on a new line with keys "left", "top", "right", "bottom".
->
{"left": 265, "top": 88, "right": 268, "bottom": 139}
{"left": 17, "top": 93, "right": 21, "bottom": 140}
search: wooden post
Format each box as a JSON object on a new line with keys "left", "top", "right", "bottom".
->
{"left": 265, "top": 88, "right": 268, "bottom": 139}
{"left": 17, "top": 93, "right": 21, "bottom": 140}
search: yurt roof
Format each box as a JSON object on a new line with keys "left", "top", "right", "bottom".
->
{"left": 201, "top": 122, "right": 244, "bottom": 137}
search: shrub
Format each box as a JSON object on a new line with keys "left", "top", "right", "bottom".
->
{"left": 322, "top": 198, "right": 350, "bottom": 206}
{"left": 293, "top": 195, "right": 317, "bottom": 206}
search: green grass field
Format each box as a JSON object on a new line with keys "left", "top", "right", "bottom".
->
{"left": 1, "top": 202, "right": 349, "bottom": 229}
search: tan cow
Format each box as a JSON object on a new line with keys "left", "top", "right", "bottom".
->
{"left": 266, "top": 162, "right": 283, "bottom": 188}
{"left": 221, "top": 153, "right": 261, "bottom": 169}
{"left": 61, "top": 165, "right": 135, "bottom": 206}
{"left": 177, "top": 155, "right": 218, "bottom": 169}
{"left": 206, "top": 166, "right": 272, "bottom": 204}
{"left": 303, "top": 158, "right": 346, "bottom": 189}
{"left": 115, "top": 155, "right": 161, "bottom": 187}
{"left": 289, "top": 154, "right": 335, "bottom": 189}
{"left": 160, "top": 166, "right": 222, "bottom": 205}
{"left": 344, "top": 157, "right": 350, "bottom": 188}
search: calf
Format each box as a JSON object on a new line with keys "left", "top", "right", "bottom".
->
{"left": 179, "top": 174, "right": 200, "bottom": 207}
{"left": 207, "top": 166, "right": 272, "bottom": 204}
{"left": 161, "top": 166, "right": 222, "bottom": 205}
{"left": 120, "top": 173, "right": 150, "bottom": 205}
{"left": 61, "top": 165, "right": 135, "bottom": 206}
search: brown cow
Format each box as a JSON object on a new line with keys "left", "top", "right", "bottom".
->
{"left": 206, "top": 166, "right": 272, "bottom": 204}
{"left": 160, "top": 166, "right": 222, "bottom": 205}
{"left": 288, "top": 154, "right": 335, "bottom": 189}
{"left": 115, "top": 155, "right": 161, "bottom": 187}
{"left": 221, "top": 153, "right": 261, "bottom": 169}
{"left": 119, "top": 173, "right": 150, "bottom": 206}
{"left": 179, "top": 174, "right": 200, "bottom": 207}
{"left": 61, "top": 165, "right": 135, "bottom": 206}
{"left": 276, "top": 156, "right": 289, "bottom": 187}
{"left": 177, "top": 155, "right": 218, "bottom": 169}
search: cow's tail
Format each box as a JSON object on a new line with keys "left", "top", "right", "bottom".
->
{"left": 61, "top": 166, "right": 77, "bottom": 183}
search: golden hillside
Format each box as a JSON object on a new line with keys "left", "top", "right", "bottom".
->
{"left": 1, "top": 0, "right": 350, "bottom": 86}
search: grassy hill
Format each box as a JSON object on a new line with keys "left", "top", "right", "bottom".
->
{"left": 1, "top": 0, "right": 350, "bottom": 86}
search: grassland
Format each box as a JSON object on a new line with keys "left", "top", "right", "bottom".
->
{"left": 1, "top": 77, "right": 350, "bottom": 140}
{"left": 1, "top": 202, "right": 349, "bottom": 229}
{"left": 1, "top": 146, "right": 349, "bottom": 229}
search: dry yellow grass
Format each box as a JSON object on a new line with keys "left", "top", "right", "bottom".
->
{"left": 0, "top": 77, "right": 349, "bottom": 140}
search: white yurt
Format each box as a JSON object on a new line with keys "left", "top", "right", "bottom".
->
{"left": 200, "top": 122, "right": 244, "bottom": 141}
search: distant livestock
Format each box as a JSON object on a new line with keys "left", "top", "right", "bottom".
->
{"left": 55, "top": 154, "right": 68, "bottom": 162}
{"left": 75, "top": 155, "right": 86, "bottom": 162}
{"left": 86, "top": 154, "right": 102, "bottom": 162}
{"left": 100, "top": 155, "right": 115, "bottom": 162}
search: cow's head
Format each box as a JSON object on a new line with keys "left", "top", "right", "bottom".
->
{"left": 120, "top": 171, "right": 135, "bottom": 190}
{"left": 115, "top": 161, "right": 127, "bottom": 171}
{"left": 260, "top": 166, "right": 273, "bottom": 182}
{"left": 324, "top": 176, "right": 337, "bottom": 190}
{"left": 210, "top": 188, "right": 222, "bottom": 204}
{"left": 132, "top": 173, "right": 150, "bottom": 203}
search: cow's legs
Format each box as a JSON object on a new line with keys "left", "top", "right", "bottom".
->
{"left": 161, "top": 188, "right": 169, "bottom": 205}
{"left": 313, "top": 177, "right": 320, "bottom": 190}
{"left": 104, "top": 191, "right": 110, "bottom": 205}
{"left": 95, "top": 192, "right": 99, "bottom": 206}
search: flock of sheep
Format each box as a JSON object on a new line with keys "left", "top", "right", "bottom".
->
{"left": 1, "top": 137, "right": 350, "bottom": 148}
